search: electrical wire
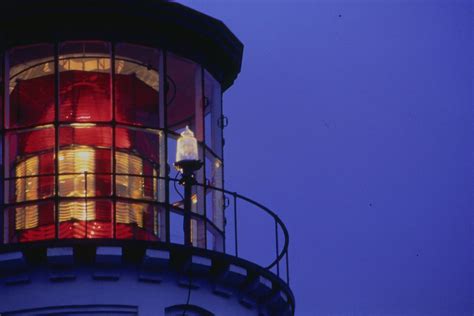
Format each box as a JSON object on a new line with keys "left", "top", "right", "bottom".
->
{"left": 181, "top": 271, "right": 193, "bottom": 316}
{"left": 173, "top": 171, "right": 184, "bottom": 200}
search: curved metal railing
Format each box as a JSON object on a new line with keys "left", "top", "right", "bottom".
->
{"left": 190, "top": 180, "right": 290, "bottom": 284}
{"left": 2, "top": 172, "right": 291, "bottom": 285}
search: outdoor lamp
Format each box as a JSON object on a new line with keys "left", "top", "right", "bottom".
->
{"left": 176, "top": 126, "right": 198, "bottom": 162}
{"left": 174, "top": 126, "right": 203, "bottom": 246}
{"left": 174, "top": 126, "right": 203, "bottom": 174}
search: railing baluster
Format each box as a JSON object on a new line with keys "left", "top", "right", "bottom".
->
{"left": 4, "top": 171, "right": 291, "bottom": 284}
{"left": 222, "top": 191, "right": 226, "bottom": 255}
{"left": 84, "top": 171, "right": 88, "bottom": 239}
{"left": 233, "top": 194, "right": 238, "bottom": 257}
{"left": 286, "top": 246, "right": 290, "bottom": 285}
{"left": 275, "top": 219, "right": 280, "bottom": 277}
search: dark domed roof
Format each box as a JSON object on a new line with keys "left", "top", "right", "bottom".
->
{"left": 0, "top": 0, "right": 243, "bottom": 89}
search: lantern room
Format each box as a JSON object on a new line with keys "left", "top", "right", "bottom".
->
{"left": 0, "top": 7, "right": 235, "bottom": 249}
{"left": 1, "top": 41, "right": 226, "bottom": 248}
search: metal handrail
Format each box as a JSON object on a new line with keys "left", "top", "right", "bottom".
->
{"left": 192, "top": 180, "right": 290, "bottom": 272}
{"left": 3, "top": 172, "right": 291, "bottom": 284}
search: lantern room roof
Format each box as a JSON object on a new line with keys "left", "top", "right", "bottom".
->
{"left": 0, "top": 0, "right": 243, "bottom": 90}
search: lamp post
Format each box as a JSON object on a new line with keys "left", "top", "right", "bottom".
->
{"left": 174, "top": 126, "right": 203, "bottom": 246}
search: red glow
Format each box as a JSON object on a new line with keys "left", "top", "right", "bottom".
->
{"left": 60, "top": 71, "right": 111, "bottom": 122}
{"left": 115, "top": 73, "right": 159, "bottom": 127}
{"left": 7, "top": 69, "right": 163, "bottom": 243}
{"left": 9, "top": 75, "right": 55, "bottom": 128}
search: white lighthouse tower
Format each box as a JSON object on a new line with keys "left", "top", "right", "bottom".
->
{"left": 0, "top": 1, "right": 294, "bottom": 315}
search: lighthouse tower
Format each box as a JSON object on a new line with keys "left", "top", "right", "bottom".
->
{"left": 0, "top": 1, "right": 294, "bottom": 315}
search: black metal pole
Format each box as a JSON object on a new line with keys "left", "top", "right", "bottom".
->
{"left": 182, "top": 170, "right": 193, "bottom": 247}
{"left": 234, "top": 194, "right": 238, "bottom": 257}
{"left": 54, "top": 42, "right": 60, "bottom": 240}
{"left": 175, "top": 160, "right": 202, "bottom": 247}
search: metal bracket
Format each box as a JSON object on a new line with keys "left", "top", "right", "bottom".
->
{"left": 223, "top": 195, "right": 230, "bottom": 210}
{"left": 218, "top": 115, "right": 229, "bottom": 129}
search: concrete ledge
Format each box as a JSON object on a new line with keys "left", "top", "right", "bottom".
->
{"left": 4, "top": 274, "right": 30, "bottom": 285}
{"left": 219, "top": 263, "right": 248, "bottom": 287}
{"left": 267, "top": 290, "right": 290, "bottom": 315}
{"left": 190, "top": 255, "right": 212, "bottom": 274}
{"left": 238, "top": 295, "right": 257, "bottom": 309}
{"left": 47, "top": 247, "right": 74, "bottom": 266}
{"left": 138, "top": 272, "right": 163, "bottom": 284}
{"left": 0, "top": 251, "right": 29, "bottom": 285}
{"left": 0, "top": 251, "right": 26, "bottom": 271}
{"left": 248, "top": 275, "right": 273, "bottom": 299}
{"left": 47, "top": 247, "right": 76, "bottom": 281}
{"left": 143, "top": 249, "right": 170, "bottom": 267}
{"left": 92, "top": 271, "right": 120, "bottom": 281}
{"left": 49, "top": 271, "right": 76, "bottom": 282}
{"left": 0, "top": 242, "right": 294, "bottom": 315}
{"left": 94, "top": 247, "right": 122, "bottom": 280}
{"left": 95, "top": 247, "right": 122, "bottom": 265}
{"left": 138, "top": 249, "right": 171, "bottom": 284}
{"left": 212, "top": 283, "right": 233, "bottom": 298}
{"left": 178, "top": 276, "right": 200, "bottom": 289}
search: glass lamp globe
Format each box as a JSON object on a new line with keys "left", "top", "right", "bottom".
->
{"left": 176, "top": 126, "right": 199, "bottom": 163}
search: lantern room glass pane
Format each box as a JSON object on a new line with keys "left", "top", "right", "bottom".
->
{"left": 0, "top": 53, "right": 4, "bottom": 130}
{"left": 116, "top": 201, "right": 161, "bottom": 241}
{"left": 115, "top": 43, "right": 160, "bottom": 127}
{"left": 5, "top": 171, "right": 54, "bottom": 204}
{"left": 204, "top": 71, "right": 223, "bottom": 158}
{"left": 166, "top": 53, "right": 202, "bottom": 135}
{"left": 205, "top": 149, "right": 224, "bottom": 251}
{"left": 59, "top": 125, "right": 112, "bottom": 197}
{"left": 4, "top": 200, "right": 55, "bottom": 243}
{"left": 115, "top": 126, "right": 159, "bottom": 200}
{"left": 59, "top": 199, "right": 112, "bottom": 239}
{"left": 59, "top": 42, "right": 111, "bottom": 122}
{"left": 4, "top": 126, "right": 55, "bottom": 179}
{"left": 7, "top": 44, "right": 55, "bottom": 128}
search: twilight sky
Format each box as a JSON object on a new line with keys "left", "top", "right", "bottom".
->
{"left": 180, "top": 1, "right": 472, "bottom": 315}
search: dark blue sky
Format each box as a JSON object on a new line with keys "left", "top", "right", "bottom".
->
{"left": 181, "top": 1, "right": 472, "bottom": 315}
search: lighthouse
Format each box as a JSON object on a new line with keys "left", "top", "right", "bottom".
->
{"left": 0, "top": 1, "right": 294, "bottom": 315}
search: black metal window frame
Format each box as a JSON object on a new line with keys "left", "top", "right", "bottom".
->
{"left": 0, "top": 41, "right": 291, "bottom": 285}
